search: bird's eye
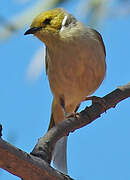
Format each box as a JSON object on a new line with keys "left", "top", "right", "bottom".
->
{"left": 43, "top": 18, "right": 51, "bottom": 25}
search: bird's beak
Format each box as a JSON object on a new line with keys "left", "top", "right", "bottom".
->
{"left": 24, "top": 27, "right": 42, "bottom": 35}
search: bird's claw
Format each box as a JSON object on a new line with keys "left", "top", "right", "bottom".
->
{"left": 65, "top": 112, "right": 80, "bottom": 119}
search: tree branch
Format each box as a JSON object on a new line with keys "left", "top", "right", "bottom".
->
{"left": 0, "top": 83, "right": 129, "bottom": 180}
{"left": 0, "top": 139, "right": 73, "bottom": 180}
{"left": 31, "top": 83, "right": 130, "bottom": 163}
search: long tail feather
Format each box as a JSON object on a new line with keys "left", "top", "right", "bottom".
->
{"left": 52, "top": 136, "right": 68, "bottom": 174}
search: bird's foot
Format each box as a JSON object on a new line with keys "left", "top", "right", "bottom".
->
{"left": 65, "top": 112, "right": 80, "bottom": 119}
{"left": 83, "top": 96, "right": 107, "bottom": 112}
{"left": 59, "top": 97, "right": 80, "bottom": 118}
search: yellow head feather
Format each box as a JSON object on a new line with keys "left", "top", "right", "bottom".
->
{"left": 31, "top": 8, "right": 65, "bottom": 33}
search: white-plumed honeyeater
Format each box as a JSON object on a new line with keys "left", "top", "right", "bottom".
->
{"left": 24, "top": 8, "right": 106, "bottom": 174}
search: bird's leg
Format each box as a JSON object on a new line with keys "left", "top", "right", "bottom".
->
{"left": 83, "top": 96, "right": 107, "bottom": 112}
{"left": 59, "top": 97, "right": 79, "bottom": 119}
{"left": 74, "top": 103, "right": 80, "bottom": 113}
{"left": 59, "top": 97, "right": 67, "bottom": 116}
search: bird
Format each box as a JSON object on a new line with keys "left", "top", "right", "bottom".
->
{"left": 24, "top": 8, "right": 106, "bottom": 174}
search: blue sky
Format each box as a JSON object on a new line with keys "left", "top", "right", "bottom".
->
{"left": 0, "top": 0, "right": 130, "bottom": 180}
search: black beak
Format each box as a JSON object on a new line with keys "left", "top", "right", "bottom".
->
{"left": 24, "top": 27, "right": 42, "bottom": 35}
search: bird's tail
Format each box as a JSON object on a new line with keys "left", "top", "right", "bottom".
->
{"left": 52, "top": 136, "right": 68, "bottom": 174}
{"left": 48, "top": 98, "right": 79, "bottom": 174}
{"left": 48, "top": 99, "right": 68, "bottom": 174}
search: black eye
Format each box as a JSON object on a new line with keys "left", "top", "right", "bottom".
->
{"left": 43, "top": 18, "right": 51, "bottom": 25}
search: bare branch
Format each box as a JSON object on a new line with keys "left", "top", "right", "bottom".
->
{"left": 0, "top": 83, "right": 129, "bottom": 179}
{"left": 31, "top": 83, "right": 130, "bottom": 163}
{"left": 0, "top": 139, "right": 73, "bottom": 180}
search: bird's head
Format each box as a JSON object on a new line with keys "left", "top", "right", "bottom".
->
{"left": 24, "top": 8, "right": 77, "bottom": 46}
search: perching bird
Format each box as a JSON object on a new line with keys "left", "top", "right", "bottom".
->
{"left": 24, "top": 8, "right": 106, "bottom": 174}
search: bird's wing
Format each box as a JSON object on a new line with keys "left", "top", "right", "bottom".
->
{"left": 90, "top": 28, "right": 106, "bottom": 57}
